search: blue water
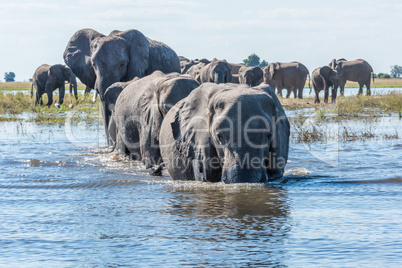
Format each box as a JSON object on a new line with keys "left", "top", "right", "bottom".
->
{"left": 0, "top": 112, "right": 401, "bottom": 267}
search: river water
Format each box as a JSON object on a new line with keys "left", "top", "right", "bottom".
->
{"left": 0, "top": 101, "right": 401, "bottom": 267}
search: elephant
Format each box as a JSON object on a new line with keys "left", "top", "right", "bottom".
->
{"left": 263, "top": 61, "right": 310, "bottom": 99}
{"left": 159, "top": 83, "right": 290, "bottom": 183}
{"left": 185, "top": 62, "right": 207, "bottom": 83}
{"left": 181, "top": 58, "right": 210, "bottom": 74}
{"left": 229, "top": 63, "right": 247, "bottom": 75}
{"left": 200, "top": 58, "right": 233, "bottom": 84}
{"left": 328, "top": 58, "right": 347, "bottom": 70}
{"left": 330, "top": 59, "right": 374, "bottom": 96}
{"left": 238, "top": 66, "right": 264, "bottom": 87}
{"left": 311, "top": 66, "right": 339, "bottom": 103}
{"left": 31, "top": 64, "right": 77, "bottom": 106}
{"left": 63, "top": 28, "right": 181, "bottom": 145}
{"left": 113, "top": 71, "right": 200, "bottom": 173}
{"left": 104, "top": 78, "right": 139, "bottom": 146}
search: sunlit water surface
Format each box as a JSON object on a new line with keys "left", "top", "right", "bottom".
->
{"left": 0, "top": 109, "right": 401, "bottom": 267}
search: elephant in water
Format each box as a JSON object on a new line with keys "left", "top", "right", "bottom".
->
{"left": 63, "top": 28, "right": 181, "bottom": 145}
{"left": 330, "top": 59, "right": 374, "bottom": 96}
{"left": 31, "top": 64, "right": 77, "bottom": 106}
{"left": 112, "top": 71, "right": 200, "bottom": 174}
{"left": 238, "top": 66, "right": 264, "bottom": 86}
{"left": 311, "top": 66, "right": 339, "bottom": 103}
{"left": 104, "top": 78, "right": 139, "bottom": 146}
{"left": 263, "top": 62, "right": 310, "bottom": 99}
{"left": 159, "top": 83, "right": 290, "bottom": 183}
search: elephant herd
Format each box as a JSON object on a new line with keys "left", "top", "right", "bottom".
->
{"left": 29, "top": 27, "right": 374, "bottom": 183}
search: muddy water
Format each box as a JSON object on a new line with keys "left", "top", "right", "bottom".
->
{"left": 0, "top": 111, "right": 401, "bottom": 267}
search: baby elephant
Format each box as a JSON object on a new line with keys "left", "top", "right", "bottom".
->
{"left": 31, "top": 64, "right": 77, "bottom": 106}
{"left": 113, "top": 71, "right": 200, "bottom": 174}
{"left": 311, "top": 66, "right": 339, "bottom": 103}
{"left": 159, "top": 83, "right": 290, "bottom": 183}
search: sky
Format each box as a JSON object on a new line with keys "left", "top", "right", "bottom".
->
{"left": 1, "top": 0, "right": 401, "bottom": 81}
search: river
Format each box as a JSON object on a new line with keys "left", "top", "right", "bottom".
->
{"left": 0, "top": 101, "right": 401, "bottom": 267}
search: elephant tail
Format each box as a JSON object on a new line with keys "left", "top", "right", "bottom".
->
{"left": 372, "top": 72, "right": 375, "bottom": 84}
{"left": 307, "top": 73, "right": 312, "bottom": 94}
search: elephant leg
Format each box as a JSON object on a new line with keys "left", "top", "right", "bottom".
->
{"left": 59, "top": 85, "right": 65, "bottom": 105}
{"left": 366, "top": 81, "right": 371, "bottom": 96}
{"left": 100, "top": 100, "right": 112, "bottom": 146}
{"left": 358, "top": 84, "right": 363, "bottom": 95}
{"left": 340, "top": 84, "right": 345, "bottom": 96}
{"left": 277, "top": 88, "right": 283, "bottom": 97}
{"left": 35, "top": 90, "right": 42, "bottom": 106}
{"left": 324, "top": 86, "right": 329, "bottom": 103}
{"left": 285, "top": 88, "right": 292, "bottom": 98}
{"left": 314, "top": 87, "right": 320, "bottom": 104}
{"left": 45, "top": 81, "right": 54, "bottom": 106}
{"left": 298, "top": 87, "right": 303, "bottom": 99}
{"left": 331, "top": 87, "right": 337, "bottom": 103}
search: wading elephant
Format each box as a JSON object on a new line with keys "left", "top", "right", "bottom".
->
{"left": 104, "top": 78, "right": 139, "bottom": 146}
{"left": 311, "top": 66, "right": 339, "bottom": 103}
{"left": 331, "top": 59, "right": 374, "bottom": 96}
{"left": 159, "top": 83, "right": 290, "bottom": 183}
{"left": 63, "top": 28, "right": 181, "bottom": 145}
{"left": 31, "top": 64, "right": 77, "bottom": 106}
{"left": 113, "top": 71, "right": 200, "bottom": 174}
{"left": 238, "top": 66, "right": 263, "bottom": 86}
{"left": 263, "top": 62, "right": 310, "bottom": 99}
{"left": 200, "top": 58, "right": 233, "bottom": 84}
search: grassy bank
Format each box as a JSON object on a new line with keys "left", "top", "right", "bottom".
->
{"left": 0, "top": 91, "right": 100, "bottom": 123}
{"left": 0, "top": 82, "right": 87, "bottom": 91}
{"left": 304, "top": 78, "right": 402, "bottom": 88}
{"left": 280, "top": 90, "right": 402, "bottom": 114}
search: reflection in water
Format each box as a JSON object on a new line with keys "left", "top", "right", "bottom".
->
{"left": 162, "top": 183, "right": 290, "bottom": 266}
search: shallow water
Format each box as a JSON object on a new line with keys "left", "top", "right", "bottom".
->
{"left": 0, "top": 115, "right": 401, "bottom": 267}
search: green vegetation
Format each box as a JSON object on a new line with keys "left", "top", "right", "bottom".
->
{"left": 390, "top": 65, "right": 402, "bottom": 78}
{"left": 0, "top": 91, "right": 100, "bottom": 124}
{"left": 243, "top": 53, "right": 268, "bottom": 68}
{"left": 280, "top": 90, "right": 401, "bottom": 114}
{"left": 4, "top": 72, "right": 16, "bottom": 82}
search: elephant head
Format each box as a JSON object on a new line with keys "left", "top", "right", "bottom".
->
{"left": 64, "top": 28, "right": 180, "bottom": 145}
{"left": 238, "top": 66, "right": 263, "bottom": 86}
{"left": 322, "top": 67, "right": 339, "bottom": 88}
{"left": 263, "top": 62, "right": 278, "bottom": 88}
{"left": 160, "top": 83, "right": 289, "bottom": 183}
{"left": 200, "top": 58, "right": 233, "bottom": 84}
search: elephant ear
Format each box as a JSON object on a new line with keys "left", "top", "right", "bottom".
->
{"left": 48, "top": 64, "right": 66, "bottom": 84}
{"left": 170, "top": 83, "right": 223, "bottom": 182}
{"left": 116, "top": 30, "right": 150, "bottom": 80}
{"left": 63, "top": 29, "right": 104, "bottom": 89}
{"left": 254, "top": 84, "right": 290, "bottom": 180}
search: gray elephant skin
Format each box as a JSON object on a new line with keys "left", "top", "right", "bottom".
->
{"left": 186, "top": 58, "right": 232, "bottom": 84}
{"left": 311, "top": 66, "right": 339, "bottom": 103}
{"left": 112, "top": 71, "right": 200, "bottom": 170}
{"left": 63, "top": 28, "right": 181, "bottom": 144}
{"left": 263, "top": 62, "right": 310, "bottom": 99}
{"left": 330, "top": 59, "right": 373, "bottom": 96}
{"left": 31, "top": 64, "right": 77, "bottom": 106}
{"left": 238, "top": 66, "right": 263, "bottom": 86}
{"left": 159, "top": 83, "right": 290, "bottom": 183}
{"left": 104, "top": 78, "right": 139, "bottom": 146}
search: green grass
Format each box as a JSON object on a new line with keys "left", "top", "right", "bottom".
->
{"left": 0, "top": 91, "right": 100, "bottom": 124}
